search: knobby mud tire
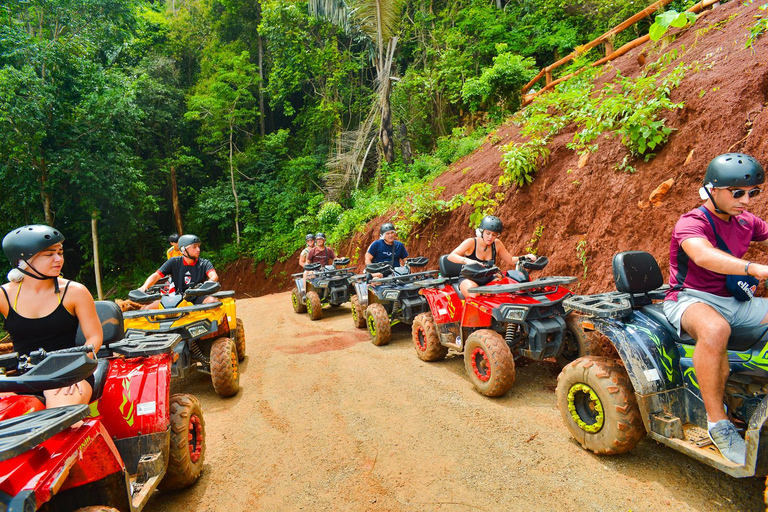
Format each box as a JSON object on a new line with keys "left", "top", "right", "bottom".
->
{"left": 555, "top": 312, "right": 589, "bottom": 367}
{"left": 366, "top": 303, "right": 391, "bottom": 346}
{"left": 210, "top": 337, "right": 240, "bottom": 397}
{"left": 556, "top": 356, "right": 646, "bottom": 455}
{"left": 350, "top": 295, "right": 366, "bottom": 328}
{"left": 411, "top": 313, "right": 447, "bottom": 362}
{"left": 463, "top": 330, "right": 515, "bottom": 397}
{"left": 74, "top": 508, "right": 121, "bottom": 512}
{"left": 160, "top": 393, "right": 206, "bottom": 490}
{"left": 306, "top": 291, "right": 323, "bottom": 321}
{"left": 291, "top": 288, "right": 306, "bottom": 314}
{"left": 234, "top": 318, "right": 246, "bottom": 361}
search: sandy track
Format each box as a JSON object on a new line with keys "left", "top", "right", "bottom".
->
{"left": 151, "top": 292, "right": 764, "bottom": 511}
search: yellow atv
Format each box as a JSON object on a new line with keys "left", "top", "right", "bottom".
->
{"left": 124, "top": 282, "right": 245, "bottom": 397}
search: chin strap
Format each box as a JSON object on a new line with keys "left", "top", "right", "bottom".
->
{"left": 703, "top": 187, "right": 727, "bottom": 215}
{"left": 18, "top": 262, "right": 61, "bottom": 294}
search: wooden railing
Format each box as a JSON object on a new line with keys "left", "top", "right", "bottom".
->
{"left": 521, "top": 0, "right": 722, "bottom": 105}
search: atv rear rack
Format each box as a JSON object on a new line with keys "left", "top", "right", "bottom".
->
{"left": 112, "top": 333, "right": 182, "bottom": 357}
{"left": 469, "top": 276, "right": 577, "bottom": 295}
{"left": 123, "top": 302, "right": 221, "bottom": 321}
{"left": 370, "top": 270, "right": 438, "bottom": 285}
{"left": 564, "top": 292, "right": 633, "bottom": 318}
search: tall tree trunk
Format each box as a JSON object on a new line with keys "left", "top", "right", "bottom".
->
{"left": 258, "top": 35, "right": 266, "bottom": 137}
{"left": 229, "top": 122, "right": 241, "bottom": 245}
{"left": 378, "top": 38, "right": 397, "bottom": 164}
{"left": 91, "top": 213, "right": 102, "bottom": 300}
{"left": 399, "top": 122, "right": 412, "bottom": 165}
{"left": 169, "top": 165, "right": 184, "bottom": 235}
{"left": 38, "top": 164, "right": 53, "bottom": 226}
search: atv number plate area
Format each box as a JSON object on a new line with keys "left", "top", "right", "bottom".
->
{"left": 469, "top": 276, "right": 577, "bottom": 295}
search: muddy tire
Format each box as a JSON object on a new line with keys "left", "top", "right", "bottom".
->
{"left": 351, "top": 295, "right": 366, "bottom": 328}
{"left": 234, "top": 318, "right": 246, "bottom": 361}
{"left": 366, "top": 303, "right": 392, "bottom": 346}
{"left": 556, "top": 356, "right": 646, "bottom": 455}
{"left": 306, "top": 291, "right": 323, "bottom": 320}
{"left": 412, "top": 313, "right": 447, "bottom": 362}
{"left": 555, "top": 312, "right": 589, "bottom": 367}
{"left": 463, "top": 329, "right": 515, "bottom": 397}
{"left": 291, "top": 288, "right": 306, "bottom": 314}
{"left": 160, "top": 393, "right": 206, "bottom": 490}
{"left": 75, "top": 508, "right": 121, "bottom": 512}
{"left": 210, "top": 337, "right": 239, "bottom": 397}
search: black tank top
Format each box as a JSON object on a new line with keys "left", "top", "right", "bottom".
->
{"left": 1, "top": 282, "right": 78, "bottom": 356}
{"left": 469, "top": 239, "right": 496, "bottom": 265}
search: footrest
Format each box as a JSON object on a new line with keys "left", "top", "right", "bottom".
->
{"left": 564, "top": 292, "right": 633, "bottom": 318}
{"left": 683, "top": 424, "right": 712, "bottom": 448}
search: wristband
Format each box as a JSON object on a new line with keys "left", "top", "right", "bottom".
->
{"left": 746, "top": 261, "right": 752, "bottom": 276}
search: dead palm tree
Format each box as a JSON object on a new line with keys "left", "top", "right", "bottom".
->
{"left": 308, "top": 0, "right": 405, "bottom": 199}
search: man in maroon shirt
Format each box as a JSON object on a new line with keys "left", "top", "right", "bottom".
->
{"left": 664, "top": 153, "right": 768, "bottom": 464}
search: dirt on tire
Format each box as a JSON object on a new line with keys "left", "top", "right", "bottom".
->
{"left": 556, "top": 356, "right": 647, "bottom": 455}
{"left": 234, "top": 318, "right": 246, "bottom": 362}
{"left": 411, "top": 312, "right": 448, "bottom": 361}
{"left": 306, "top": 291, "right": 323, "bottom": 320}
{"left": 210, "top": 337, "right": 239, "bottom": 397}
{"left": 151, "top": 292, "right": 766, "bottom": 511}
{"left": 366, "top": 303, "right": 391, "bottom": 346}
{"left": 160, "top": 393, "right": 206, "bottom": 490}
{"left": 464, "top": 329, "right": 516, "bottom": 397}
{"left": 350, "top": 295, "right": 366, "bottom": 328}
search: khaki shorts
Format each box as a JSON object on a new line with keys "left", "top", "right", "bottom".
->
{"left": 663, "top": 289, "right": 768, "bottom": 338}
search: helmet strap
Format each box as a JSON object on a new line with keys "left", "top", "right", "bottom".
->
{"left": 181, "top": 247, "right": 197, "bottom": 261}
{"left": 18, "top": 261, "right": 61, "bottom": 294}
{"left": 703, "top": 187, "right": 727, "bottom": 215}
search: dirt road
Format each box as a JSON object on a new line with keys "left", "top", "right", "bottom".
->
{"left": 152, "top": 292, "right": 764, "bottom": 511}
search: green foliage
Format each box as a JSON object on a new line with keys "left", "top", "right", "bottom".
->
{"left": 317, "top": 201, "right": 344, "bottom": 230}
{"left": 649, "top": 9, "right": 696, "bottom": 41}
{"left": 525, "top": 223, "right": 545, "bottom": 255}
{"left": 746, "top": 3, "right": 768, "bottom": 50}
{"left": 464, "top": 183, "right": 505, "bottom": 228}
{"left": 576, "top": 238, "right": 588, "bottom": 284}
{"left": 499, "top": 138, "right": 551, "bottom": 188}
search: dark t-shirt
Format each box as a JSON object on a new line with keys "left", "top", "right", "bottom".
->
{"left": 158, "top": 257, "right": 216, "bottom": 294}
{"left": 367, "top": 240, "right": 409, "bottom": 264}
{"left": 307, "top": 246, "right": 336, "bottom": 265}
{"left": 667, "top": 208, "right": 768, "bottom": 300}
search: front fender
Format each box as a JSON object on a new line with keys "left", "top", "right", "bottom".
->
{"left": 592, "top": 310, "right": 682, "bottom": 395}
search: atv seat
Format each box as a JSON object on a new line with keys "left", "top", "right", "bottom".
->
{"left": 439, "top": 255, "right": 464, "bottom": 299}
{"left": 75, "top": 301, "right": 124, "bottom": 400}
{"left": 615, "top": 251, "right": 767, "bottom": 350}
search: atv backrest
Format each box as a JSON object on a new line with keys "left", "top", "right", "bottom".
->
{"left": 613, "top": 251, "right": 664, "bottom": 294}
{"left": 439, "top": 255, "right": 463, "bottom": 278}
{"left": 75, "top": 301, "right": 124, "bottom": 346}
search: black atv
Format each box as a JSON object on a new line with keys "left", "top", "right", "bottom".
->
{"left": 558, "top": 250, "right": 768, "bottom": 490}
{"left": 348, "top": 257, "right": 438, "bottom": 345}
{"left": 290, "top": 258, "right": 355, "bottom": 320}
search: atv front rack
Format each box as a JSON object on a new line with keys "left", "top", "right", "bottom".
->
{"left": 0, "top": 405, "right": 89, "bottom": 463}
{"left": 123, "top": 302, "right": 222, "bottom": 321}
{"left": 469, "top": 276, "right": 577, "bottom": 295}
{"left": 370, "top": 270, "right": 438, "bottom": 285}
{"left": 563, "top": 292, "right": 633, "bottom": 318}
{"left": 112, "top": 333, "right": 182, "bottom": 357}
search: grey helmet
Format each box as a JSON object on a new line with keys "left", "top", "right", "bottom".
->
{"left": 478, "top": 215, "right": 503, "bottom": 234}
{"left": 3, "top": 225, "right": 65, "bottom": 267}
{"left": 168, "top": 233, "right": 179, "bottom": 243}
{"left": 315, "top": 232, "right": 326, "bottom": 240}
{"left": 380, "top": 222, "right": 396, "bottom": 236}
{"left": 704, "top": 153, "right": 765, "bottom": 189}
{"left": 178, "top": 234, "right": 201, "bottom": 257}
{"left": 305, "top": 233, "right": 315, "bottom": 242}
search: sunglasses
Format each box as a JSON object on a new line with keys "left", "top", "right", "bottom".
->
{"left": 725, "top": 188, "right": 761, "bottom": 199}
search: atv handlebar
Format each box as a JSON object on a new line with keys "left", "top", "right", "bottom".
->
{"left": 370, "top": 269, "right": 438, "bottom": 284}
{"left": 518, "top": 256, "right": 548, "bottom": 271}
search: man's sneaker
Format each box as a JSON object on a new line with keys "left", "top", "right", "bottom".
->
{"left": 708, "top": 420, "right": 746, "bottom": 465}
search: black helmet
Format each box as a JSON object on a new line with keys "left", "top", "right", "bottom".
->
{"left": 168, "top": 233, "right": 179, "bottom": 243}
{"left": 178, "top": 234, "right": 201, "bottom": 252}
{"left": 3, "top": 225, "right": 65, "bottom": 266}
{"left": 315, "top": 232, "right": 326, "bottom": 240}
{"left": 478, "top": 215, "right": 503, "bottom": 234}
{"left": 305, "top": 233, "right": 315, "bottom": 242}
{"left": 380, "top": 222, "right": 396, "bottom": 235}
{"left": 704, "top": 153, "right": 765, "bottom": 188}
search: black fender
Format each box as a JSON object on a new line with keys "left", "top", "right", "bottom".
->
{"left": 591, "top": 309, "right": 683, "bottom": 395}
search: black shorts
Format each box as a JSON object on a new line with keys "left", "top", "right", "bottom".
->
{"left": 458, "top": 275, "right": 496, "bottom": 287}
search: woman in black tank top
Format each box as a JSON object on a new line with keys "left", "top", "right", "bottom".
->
{"left": 447, "top": 215, "right": 536, "bottom": 298}
{"left": 0, "top": 225, "right": 102, "bottom": 409}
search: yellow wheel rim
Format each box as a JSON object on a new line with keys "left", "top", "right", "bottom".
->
{"left": 567, "top": 382, "right": 604, "bottom": 433}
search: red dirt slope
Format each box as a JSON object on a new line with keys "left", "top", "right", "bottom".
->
{"left": 221, "top": 1, "right": 768, "bottom": 297}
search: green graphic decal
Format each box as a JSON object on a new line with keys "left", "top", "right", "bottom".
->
{"left": 683, "top": 367, "right": 699, "bottom": 389}
{"left": 633, "top": 324, "right": 677, "bottom": 382}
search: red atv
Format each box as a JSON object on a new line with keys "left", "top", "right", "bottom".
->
{"left": 0, "top": 301, "right": 205, "bottom": 511}
{"left": 412, "top": 255, "right": 583, "bottom": 397}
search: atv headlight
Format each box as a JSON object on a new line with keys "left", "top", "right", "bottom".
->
{"left": 501, "top": 306, "right": 528, "bottom": 322}
{"left": 383, "top": 290, "right": 399, "bottom": 300}
{"left": 187, "top": 322, "right": 210, "bottom": 338}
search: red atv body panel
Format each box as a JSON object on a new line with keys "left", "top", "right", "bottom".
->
{"left": 92, "top": 354, "right": 172, "bottom": 440}
{"left": 0, "top": 419, "right": 123, "bottom": 505}
{"left": 0, "top": 396, "right": 45, "bottom": 422}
